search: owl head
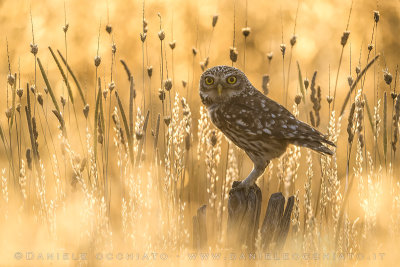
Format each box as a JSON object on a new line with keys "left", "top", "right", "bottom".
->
{"left": 199, "top": 65, "right": 251, "bottom": 106}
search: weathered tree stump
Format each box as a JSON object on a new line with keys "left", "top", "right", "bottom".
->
{"left": 260, "top": 192, "right": 294, "bottom": 251}
{"left": 192, "top": 204, "right": 207, "bottom": 250}
{"left": 226, "top": 181, "right": 262, "bottom": 251}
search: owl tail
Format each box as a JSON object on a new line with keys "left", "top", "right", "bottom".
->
{"left": 294, "top": 140, "right": 334, "bottom": 156}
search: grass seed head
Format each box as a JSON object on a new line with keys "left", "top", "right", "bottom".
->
{"left": 37, "top": 93, "right": 43, "bottom": 106}
{"left": 164, "top": 78, "right": 172, "bottom": 91}
{"left": 280, "top": 43, "right": 286, "bottom": 57}
{"left": 147, "top": 66, "right": 153, "bottom": 77}
{"left": 368, "top": 44, "right": 373, "bottom": 51}
{"left": 140, "top": 33, "right": 147, "bottom": 42}
{"left": 63, "top": 23, "right": 69, "bottom": 33}
{"left": 304, "top": 78, "right": 309, "bottom": 89}
{"left": 17, "top": 88, "right": 23, "bottom": 98}
{"left": 108, "top": 82, "right": 115, "bottom": 92}
{"left": 229, "top": 47, "right": 238, "bottom": 62}
{"left": 169, "top": 40, "right": 176, "bottom": 49}
{"left": 192, "top": 47, "right": 198, "bottom": 56}
{"left": 212, "top": 15, "right": 218, "bottom": 27}
{"left": 83, "top": 104, "right": 89, "bottom": 118}
{"left": 158, "top": 89, "right": 166, "bottom": 101}
{"left": 295, "top": 95, "right": 302, "bottom": 105}
{"left": 341, "top": 31, "right": 350, "bottom": 46}
{"left": 182, "top": 80, "right": 187, "bottom": 88}
{"left": 112, "top": 43, "right": 117, "bottom": 54}
{"left": 158, "top": 29, "right": 165, "bottom": 41}
{"left": 348, "top": 76, "right": 354, "bottom": 87}
{"left": 290, "top": 35, "right": 297, "bottom": 46}
{"left": 242, "top": 27, "right": 251, "bottom": 37}
{"left": 94, "top": 56, "right": 101, "bottom": 67}
{"left": 60, "top": 96, "right": 66, "bottom": 107}
{"left": 374, "top": 11, "right": 380, "bottom": 23}
{"left": 384, "top": 70, "right": 393, "bottom": 85}
{"left": 30, "top": 43, "right": 38, "bottom": 55}
{"left": 16, "top": 103, "right": 21, "bottom": 113}
{"left": 106, "top": 24, "right": 112, "bottom": 34}
{"left": 7, "top": 74, "right": 15, "bottom": 86}
{"left": 267, "top": 51, "right": 273, "bottom": 62}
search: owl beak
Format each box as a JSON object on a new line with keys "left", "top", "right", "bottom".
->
{"left": 217, "top": 84, "right": 223, "bottom": 96}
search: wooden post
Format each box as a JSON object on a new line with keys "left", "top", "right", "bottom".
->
{"left": 226, "top": 181, "right": 262, "bottom": 251}
{"left": 192, "top": 204, "right": 207, "bottom": 249}
{"left": 260, "top": 192, "right": 294, "bottom": 251}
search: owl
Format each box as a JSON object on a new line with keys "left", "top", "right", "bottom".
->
{"left": 199, "top": 65, "right": 334, "bottom": 191}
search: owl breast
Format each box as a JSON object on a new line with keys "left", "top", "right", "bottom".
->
{"left": 207, "top": 105, "right": 288, "bottom": 165}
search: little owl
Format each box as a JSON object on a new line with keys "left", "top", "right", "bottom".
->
{"left": 199, "top": 65, "right": 334, "bottom": 192}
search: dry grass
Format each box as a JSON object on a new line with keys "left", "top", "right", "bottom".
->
{"left": 0, "top": 0, "right": 400, "bottom": 266}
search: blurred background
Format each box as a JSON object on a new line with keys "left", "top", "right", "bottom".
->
{"left": 0, "top": 0, "right": 400, "bottom": 264}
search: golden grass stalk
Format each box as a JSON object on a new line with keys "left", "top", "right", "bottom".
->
{"left": 48, "top": 47, "right": 74, "bottom": 104}
{"left": 339, "top": 54, "right": 380, "bottom": 116}
{"left": 37, "top": 58, "right": 60, "bottom": 113}
{"left": 115, "top": 90, "right": 134, "bottom": 166}
{"left": 57, "top": 50, "right": 86, "bottom": 105}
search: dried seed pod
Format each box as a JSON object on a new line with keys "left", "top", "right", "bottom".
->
{"left": 368, "top": 44, "right": 373, "bottom": 51}
{"left": 60, "top": 96, "right": 66, "bottom": 107}
{"left": 83, "top": 104, "right": 90, "bottom": 118}
{"left": 391, "top": 92, "right": 397, "bottom": 100}
{"left": 140, "top": 33, "right": 147, "bottom": 42}
{"left": 212, "top": 15, "right": 218, "bottom": 27}
{"left": 26, "top": 149, "right": 32, "bottom": 170}
{"left": 182, "top": 80, "right": 187, "bottom": 88}
{"left": 97, "top": 134, "right": 103, "bottom": 144}
{"left": 304, "top": 78, "right": 309, "bottom": 90}
{"left": 290, "top": 35, "right": 297, "bottom": 46}
{"left": 169, "top": 40, "right": 176, "bottom": 49}
{"left": 37, "top": 93, "right": 43, "bottom": 106}
{"left": 158, "top": 30, "right": 165, "bottom": 41}
{"left": 16, "top": 103, "right": 21, "bottom": 113}
{"left": 44, "top": 87, "right": 48, "bottom": 94}
{"left": 136, "top": 131, "right": 143, "bottom": 140}
{"left": 374, "top": 10, "right": 380, "bottom": 23}
{"left": 229, "top": 47, "right": 238, "bottom": 62}
{"left": 158, "top": 89, "right": 166, "bottom": 101}
{"left": 17, "top": 88, "right": 23, "bottom": 98}
{"left": 326, "top": 96, "right": 333, "bottom": 104}
{"left": 7, "top": 74, "right": 15, "bottom": 86}
{"left": 30, "top": 43, "right": 38, "bottom": 55}
{"left": 384, "top": 70, "right": 393, "bottom": 85}
{"left": 210, "top": 130, "right": 217, "bottom": 146}
{"left": 147, "top": 66, "right": 153, "bottom": 77}
{"left": 143, "top": 19, "right": 148, "bottom": 28}
{"left": 356, "top": 65, "right": 361, "bottom": 75}
{"left": 63, "top": 23, "right": 69, "bottom": 33}
{"left": 5, "top": 108, "right": 12, "bottom": 119}
{"left": 164, "top": 78, "right": 172, "bottom": 91}
{"left": 164, "top": 116, "right": 171, "bottom": 126}
{"left": 341, "top": 31, "right": 350, "bottom": 46}
{"left": 106, "top": 24, "right": 112, "bottom": 34}
{"left": 103, "top": 89, "right": 108, "bottom": 99}
{"left": 295, "top": 95, "right": 302, "bottom": 105}
{"left": 108, "top": 81, "right": 115, "bottom": 92}
{"left": 280, "top": 44, "right": 286, "bottom": 57}
{"left": 112, "top": 43, "right": 117, "bottom": 54}
{"left": 347, "top": 76, "right": 354, "bottom": 87}
{"left": 242, "top": 27, "right": 251, "bottom": 37}
{"left": 192, "top": 47, "right": 198, "bottom": 56}
{"left": 185, "top": 134, "right": 191, "bottom": 150}
{"left": 267, "top": 52, "right": 273, "bottom": 62}
{"left": 94, "top": 56, "right": 101, "bottom": 67}
{"left": 30, "top": 85, "right": 36, "bottom": 94}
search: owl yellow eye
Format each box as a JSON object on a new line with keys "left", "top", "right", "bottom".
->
{"left": 227, "top": 76, "right": 237, "bottom": 84}
{"left": 205, "top": 77, "right": 214, "bottom": 85}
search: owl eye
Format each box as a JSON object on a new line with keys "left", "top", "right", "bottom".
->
{"left": 205, "top": 76, "right": 214, "bottom": 85}
{"left": 227, "top": 76, "right": 237, "bottom": 84}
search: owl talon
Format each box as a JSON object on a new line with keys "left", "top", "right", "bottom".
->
{"left": 231, "top": 180, "right": 253, "bottom": 196}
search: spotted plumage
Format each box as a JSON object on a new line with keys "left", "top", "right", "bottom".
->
{"left": 199, "top": 65, "right": 334, "bottom": 190}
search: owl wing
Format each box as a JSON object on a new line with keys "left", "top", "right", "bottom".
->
{"left": 217, "top": 90, "right": 334, "bottom": 155}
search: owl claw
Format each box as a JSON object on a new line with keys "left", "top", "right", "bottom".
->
{"left": 231, "top": 180, "right": 253, "bottom": 196}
